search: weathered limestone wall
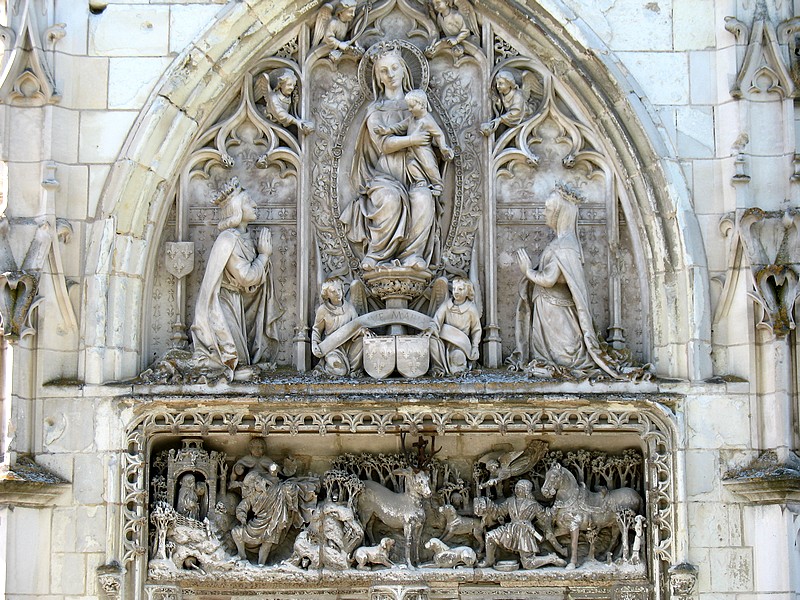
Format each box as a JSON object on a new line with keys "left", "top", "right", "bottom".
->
{"left": 0, "top": 1, "right": 797, "bottom": 600}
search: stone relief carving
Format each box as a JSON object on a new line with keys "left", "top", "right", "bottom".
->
{"left": 506, "top": 184, "right": 649, "bottom": 381}
{"left": 122, "top": 401, "right": 676, "bottom": 594}
{"left": 140, "top": 0, "right": 651, "bottom": 381}
{"left": 189, "top": 178, "right": 283, "bottom": 381}
{"left": 144, "top": 434, "right": 651, "bottom": 580}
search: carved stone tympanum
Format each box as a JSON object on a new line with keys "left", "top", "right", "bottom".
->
{"left": 137, "top": 0, "right": 652, "bottom": 382}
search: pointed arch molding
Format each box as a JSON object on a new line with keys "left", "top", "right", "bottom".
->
{"left": 82, "top": 0, "right": 711, "bottom": 383}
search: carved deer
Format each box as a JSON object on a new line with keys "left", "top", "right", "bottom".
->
{"left": 356, "top": 467, "right": 432, "bottom": 567}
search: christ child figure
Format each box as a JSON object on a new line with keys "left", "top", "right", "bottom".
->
{"left": 376, "top": 89, "right": 454, "bottom": 196}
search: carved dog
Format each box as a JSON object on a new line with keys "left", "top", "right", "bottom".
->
{"left": 353, "top": 537, "right": 395, "bottom": 570}
{"left": 439, "top": 503, "right": 485, "bottom": 553}
{"left": 424, "top": 537, "right": 477, "bottom": 568}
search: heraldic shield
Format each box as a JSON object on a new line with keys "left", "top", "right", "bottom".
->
{"left": 364, "top": 336, "right": 396, "bottom": 379}
{"left": 396, "top": 335, "right": 430, "bottom": 378}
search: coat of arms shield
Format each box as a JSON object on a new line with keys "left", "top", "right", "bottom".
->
{"left": 395, "top": 335, "right": 429, "bottom": 378}
{"left": 363, "top": 336, "right": 396, "bottom": 379}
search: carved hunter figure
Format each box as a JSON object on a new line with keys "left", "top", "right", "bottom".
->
{"left": 191, "top": 178, "right": 282, "bottom": 381}
{"left": 476, "top": 479, "right": 567, "bottom": 570}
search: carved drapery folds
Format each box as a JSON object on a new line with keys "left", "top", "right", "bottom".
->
{"left": 123, "top": 399, "right": 677, "bottom": 597}
{"left": 144, "top": 0, "right": 649, "bottom": 381}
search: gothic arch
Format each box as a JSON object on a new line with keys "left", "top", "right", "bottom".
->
{"left": 81, "top": 0, "right": 711, "bottom": 383}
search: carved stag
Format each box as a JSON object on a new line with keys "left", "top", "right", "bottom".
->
{"left": 356, "top": 467, "right": 432, "bottom": 567}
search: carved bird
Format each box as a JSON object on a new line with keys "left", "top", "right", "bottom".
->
{"left": 477, "top": 440, "right": 548, "bottom": 490}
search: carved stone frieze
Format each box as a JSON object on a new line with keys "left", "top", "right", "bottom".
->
{"left": 120, "top": 397, "right": 676, "bottom": 597}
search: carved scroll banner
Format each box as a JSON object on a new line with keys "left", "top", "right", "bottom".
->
{"left": 317, "top": 308, "right": 436, "bottom": 356}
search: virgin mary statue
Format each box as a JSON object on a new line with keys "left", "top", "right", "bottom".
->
{"left": 341, "top": 41, "right": 438, "bottom": 271}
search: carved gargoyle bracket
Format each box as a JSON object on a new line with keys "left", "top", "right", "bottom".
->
{"left": 717, "top": 208, "right": 800, "bottom": 337}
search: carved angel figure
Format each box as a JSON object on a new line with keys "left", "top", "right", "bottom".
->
{"left": 425, "top": 0, "right": 479, "bottom": 58}
{"left": 477, "top": 440, "right": 548, "bottom": 493}
{"left": 190, "top": 178, "right": 282, "bottom": 381}
{"left": 480, "top": 69, "right": 535, "bottom": 136}
{"left": 311, "top": 278, "right": 369, "bottom": 376}
{"left": 254, "top": 68, "right": 314, "bottom": 134}
{"left": 429, "top": 277, "right": 482, "bottom": 375}
{"left": 507, "top": 183, "right": 622, "bottom": 379}
{"left": 312, "top": 0, "right": 364, "bottom": 62}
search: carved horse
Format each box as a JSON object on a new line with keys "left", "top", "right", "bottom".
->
{"left": 357, "top": 467, "right": 432, "bottom": 567}
{"left": 541, "top": 462, "right": 642, "bottom": 569}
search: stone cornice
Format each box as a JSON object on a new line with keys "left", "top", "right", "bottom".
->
{"left": 0, "top": 456, "right": 70, "bottom": 508}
